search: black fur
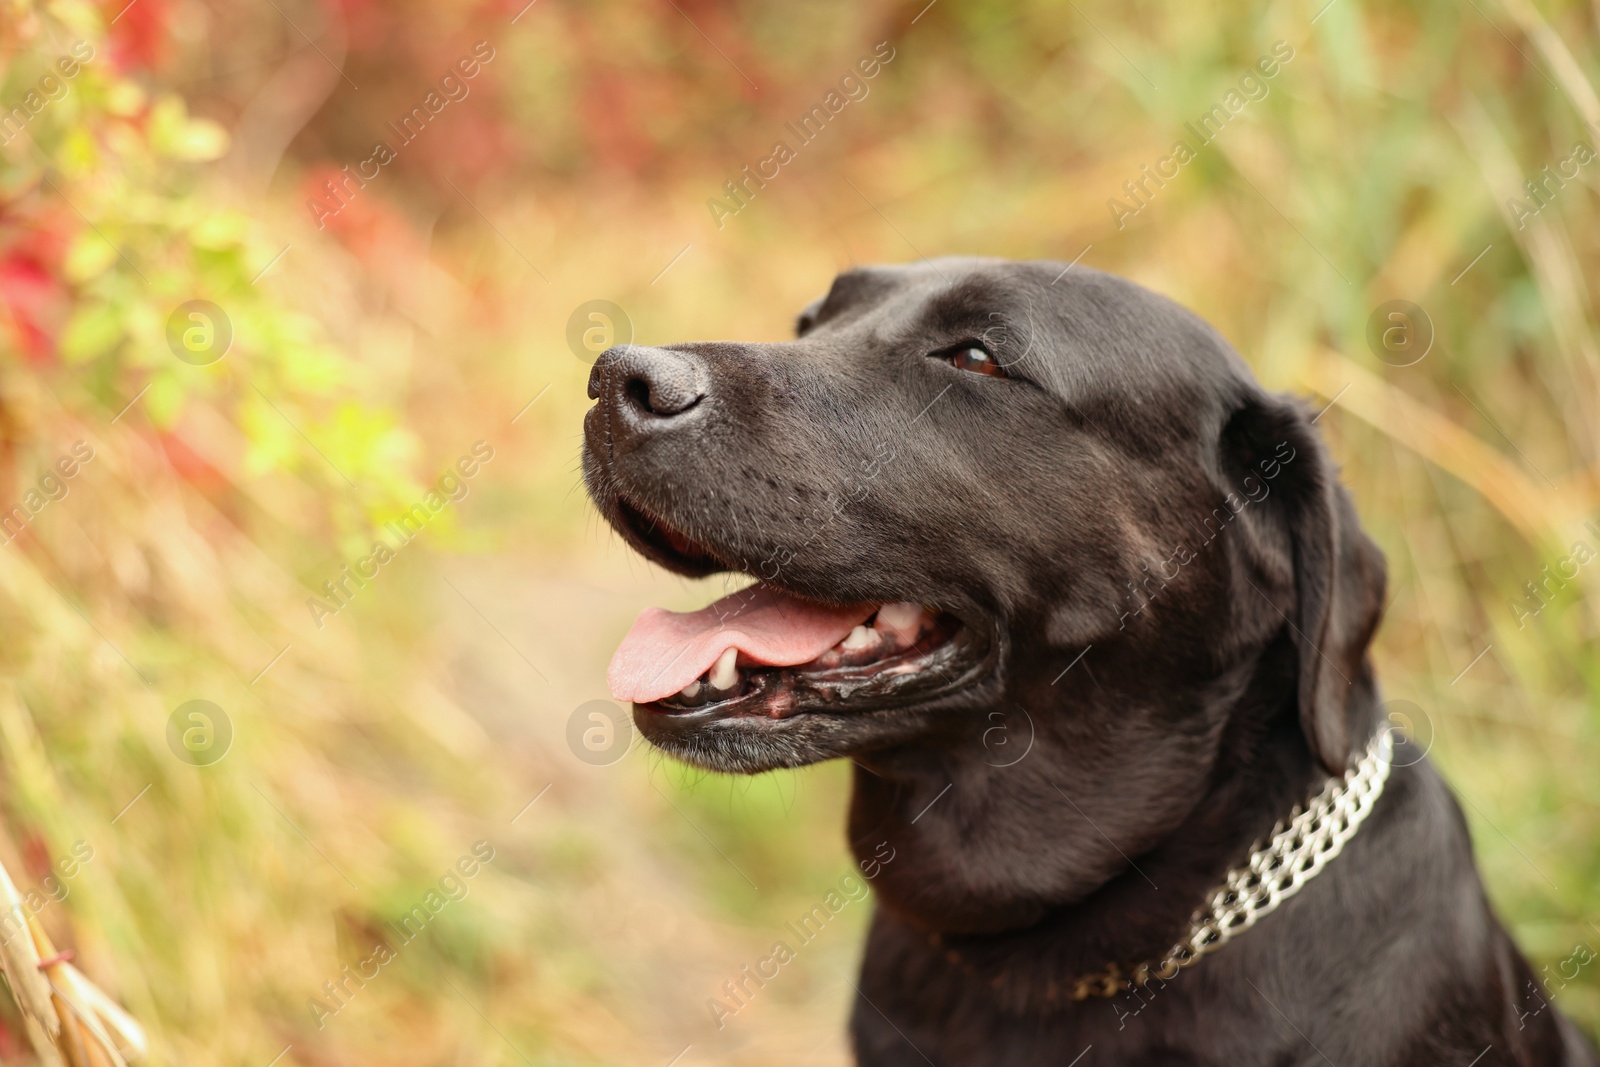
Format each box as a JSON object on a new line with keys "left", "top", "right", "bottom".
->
{"left": 581, "top": 257, "right": 1596, "bottom": 1066}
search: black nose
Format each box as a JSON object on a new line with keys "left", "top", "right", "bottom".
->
{"left": 588, "top": 345, "right": 707, "bottom": 419}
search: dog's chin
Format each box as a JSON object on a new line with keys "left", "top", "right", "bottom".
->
{"left": 635, "top": 699, "right": 957, "bottom": 774}
{"left": 594, "top": 486, "right": 1001, "bottom": 773}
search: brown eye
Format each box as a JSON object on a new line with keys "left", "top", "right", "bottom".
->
{"left": 940, "top": 345, "right": 1007, "bottom": 377}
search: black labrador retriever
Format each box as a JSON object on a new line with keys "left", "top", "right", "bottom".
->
{"left": 581, "top": 257, "right": 1596, "bottom": 1066}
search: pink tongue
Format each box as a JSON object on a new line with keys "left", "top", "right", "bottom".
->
{"left": 609, "top": 584, "right": 875, "bottom": 703}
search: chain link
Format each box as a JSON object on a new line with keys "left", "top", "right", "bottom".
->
{"left": 1070, "top": 729, "right": 1394, "bottom": 1000}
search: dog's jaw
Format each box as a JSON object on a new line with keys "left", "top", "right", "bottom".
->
{"left": 584, "top": 437, "right": 1007, "bottom": 772}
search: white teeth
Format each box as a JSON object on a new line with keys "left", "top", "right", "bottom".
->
{"left": 876, "top": 602, "right": 922, "bottom": 630}
{"left": 841, "top": 624, "right": 880, "bottom": 651}
{"left": 678, "top": 680, "right": 702, "bottom": 700}
{"left": 874, "top": 602, "right": 926, "bottom": 643}
{"left": 709, "top": 647, "right": 739, "bottom": 691}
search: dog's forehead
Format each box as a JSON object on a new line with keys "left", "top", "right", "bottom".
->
{"left": 810, "top": 259, "right": 1253, "bottom": 410}
{"left": 811, "top": 259, "right": 1025, "bottom": 323}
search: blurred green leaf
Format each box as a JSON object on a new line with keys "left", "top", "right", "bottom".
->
{"left": 58, "top": 301, "right": 122, "bottom": 361}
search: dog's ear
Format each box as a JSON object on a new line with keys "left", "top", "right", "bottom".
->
{"left": 1221, "top": 393, "right": 1387, "bottom": 773}
{"left": 795, "top": 296, "right": 824, "bottom": 337}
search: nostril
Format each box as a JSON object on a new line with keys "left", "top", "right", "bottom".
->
{"left": 624, "top": 376, "right": 656, "bottom": 414}
{"left": 599, "top": 345, "right": 708, "bottom": 420}
{"left": 623, "top": 369, "right": 703, "bottom": 417}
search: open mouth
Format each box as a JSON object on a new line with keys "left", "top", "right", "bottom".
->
{"left": 604, "top": 498, "right": 990, "bottom": 725}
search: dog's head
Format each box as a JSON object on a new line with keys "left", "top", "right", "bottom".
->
{"left": 583, "top": 258, "right": 1385, "bottom": 863}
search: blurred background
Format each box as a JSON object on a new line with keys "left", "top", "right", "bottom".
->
{"left": 0, "top": 0, "right": 1597, "bottom": 1062}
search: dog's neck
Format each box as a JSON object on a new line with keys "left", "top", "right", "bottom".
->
{"left": 847, "top": 635, "right": 1374, "bottom": 991}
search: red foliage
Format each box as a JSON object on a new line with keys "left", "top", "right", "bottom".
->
{"left": 101, "top": 0, "right": 171, "bottom": 72}
{"left": 0, "top": 219, "right": 70, "bottom": 367}
{"left": 0, "top": 1014, "right": 22, "bottom": 1061}
{"left": 298, "top": 164, "right": 411, "bottom": 260}
{"left": 156, "top": 430, "right": 229, "bottom": 496}
{"left": 0, "top": 254, "right": 61, "bottom": 365}
{"left": 20, "top": 832, "right": 51, "bottom": 880}
{"left": 575, "top": 63, "right": 658, "bottom": 175}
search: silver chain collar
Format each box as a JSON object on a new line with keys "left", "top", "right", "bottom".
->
{"left": 1067, "top": 729, "right": 1394, "bottom": 1000}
